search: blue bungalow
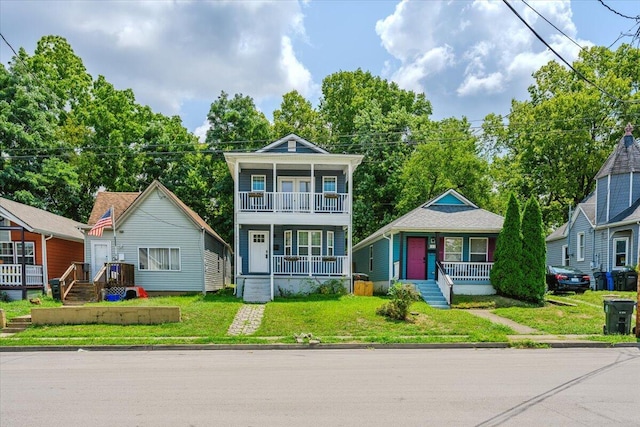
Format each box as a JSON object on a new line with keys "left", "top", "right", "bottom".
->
{"left": 546, "top": 124, "right": 640, "bottom": 288}
{"left": 352, "top": 189, "right": 504, "bottom": 308}
{"left": 224, "top": 134, "right": 363, "bottom": 302}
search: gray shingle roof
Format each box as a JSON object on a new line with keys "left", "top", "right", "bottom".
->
{"left": 354, "top": 190, "right": 503, "bottom": 249}
{"left": 0, "top": 198, "right": 85, "bottom": 242}
{"left": 595, "top": 135, "right": 640, "bottom": 179}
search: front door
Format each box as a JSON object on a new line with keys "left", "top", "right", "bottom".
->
{"left": 407, "top": 237, "right": 426, "bottom": 280}
{"left": 91, "top": 240, "right": 111, "bottom": 280}
{"left": 249, "top": 231, "right": 269, "bottom": 273}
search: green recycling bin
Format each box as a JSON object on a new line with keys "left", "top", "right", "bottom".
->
{"left": 48, "top": 278, "right": 61, "bottom": 301}
{"left": 603, "top": 299, "right": 636, "bottom": 335}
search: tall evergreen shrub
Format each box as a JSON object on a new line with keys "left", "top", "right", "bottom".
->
{"left": 490, "top": 194, "right": 523, "bottom": 297}
{"left": 521, "top": 197, "right": 546, "bottom": 303}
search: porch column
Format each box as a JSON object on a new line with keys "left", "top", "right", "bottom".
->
{"left": 234, "top": 162, "right": 240, "bottom": 288}
{"left": 21, "top": 228, "right": 26, "bottom": 299}
{"left": 273, "top": 162, "right": 277, "bottom": 211}
{"left": 348, "top": 162, "right": 353, "bottom": 292}
{"left": 311, "top": 163, "right": 315, "bottom": 214}
{"left": 389, "top": 233, "right": 394, "bottom": 284}
{"left": 270, "top": 223, "right": 274, "bottom": 300}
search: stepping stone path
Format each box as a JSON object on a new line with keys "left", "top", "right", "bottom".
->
{"left": 227, "top": 304, "right": 265, "bottom": 336}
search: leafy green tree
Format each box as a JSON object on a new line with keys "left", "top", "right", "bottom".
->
{"left": 490, "top": 194, "right": 523, "bottom": 297}
{"left": 521, "top": 197, "right": 546, "bottom": 303}
{"left": 483, "top": 45, "right": 640, "bottom": 229}
{"left": 272, "top": 90, "right": 327, "bottom": 142}
{"left": 396, "top": 117, "right": 492, "bottom": 214}
{"left": 204, "top": 91, "right": 274, "bottom": 242}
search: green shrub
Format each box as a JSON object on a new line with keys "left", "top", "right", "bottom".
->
{"left": 376, "top": 283, "right": 420, "bottom": 320}
{"left": 314, "top": 279, "right": 347, "bottom": 295}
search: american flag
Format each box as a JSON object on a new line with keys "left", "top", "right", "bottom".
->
{"left": 88, "top": 208, "right": 113, "bottom": 237}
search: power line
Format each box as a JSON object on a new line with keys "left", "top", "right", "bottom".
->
{"left": 598, "top": 0, "right": 639, "bottom": 20}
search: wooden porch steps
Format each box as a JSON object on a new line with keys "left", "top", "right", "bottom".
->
{"left": 2, "top": 314, "right": 31, "bottom": 334}
{"left": 411, "top": 280, "right": 449, "bottom": 309}
{"left": 63, "top": 280, "right": 97, "bottom": 305}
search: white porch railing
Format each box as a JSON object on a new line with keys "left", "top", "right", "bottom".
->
{"left": 436, "top": 263, "right": 454, "bottom": 305}
{"left": 441, "top": 262, "right": 493, "bottom": 281}
{"left": 239, "top": 192, "right": 349, "bottom": 214}
{"left": 0, "top": 264, "right": 45, "bottom": 286}
{"left": 272, "top": 255, "right": 347, "bottom": 276}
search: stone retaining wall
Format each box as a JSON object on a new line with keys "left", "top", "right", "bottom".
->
{"left": 31, "top": 307, "right": 180, "bottom": 325}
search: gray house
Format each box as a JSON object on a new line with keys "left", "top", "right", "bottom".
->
{"left": 546, "top": 124, "right": 639, "bottom": 282}
{"left": 224, "top": 134, "right": 363, "bottom": 302}
{"left": 84, "top": 180, "right": 232, "bottom": 294}
{"left": 352, "top": 189, "right": 504, "bottom": 308}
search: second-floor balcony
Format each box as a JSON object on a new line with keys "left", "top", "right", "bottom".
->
{"left": 239, "top": 191, "right": 349, "bottom": 214}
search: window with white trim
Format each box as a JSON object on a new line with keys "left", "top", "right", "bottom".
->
{"left": 613, "top": 238, "right": 629, "bottom": 268}
{"left": 297, "top": 231, "right": 321, "bottom": 256}
{"left": 577, "top": 232, "right": 585, "bottom": 261}
{"left": 444, "top": 237, "right": 463, "bottom": 262}
{"left": 138, "top": 247, "right": 181, "bottom": 271}
{"left": 251, "top": 175, "right": 266, "bottom": 192}
{"left": 15, "top": 242, "right": 35, "bottom": 265}
{"left": 284, "top": 230, "right": 292, "bottom": 256}
{"left": 322, "top": 176, "right": 337, "bottom": 193}
{"left": 0, "top": 242, "right": 14, "bottom": 264}
{"left": 562, "top": 245, "right": 569, "bottom": 266}
{"left": 0, "top": 242, "right": 35, "bottom": 265}
{"left": 369, "top": 245, "right": 373, "bottom": 271}
{"left": 327, "top": 231, "right": 334, "bottom": 256}
{"left": 469, "top": 238, "right": 488, "bottom": 262}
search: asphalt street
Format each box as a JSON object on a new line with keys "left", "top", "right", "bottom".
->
{"left": 1, "top": 348, "right": 639, "bottom": 426}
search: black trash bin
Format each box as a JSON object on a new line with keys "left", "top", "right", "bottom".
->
{"left": 49, "top": 278, "right": 61, "bottom": 301}
{"left": 623, "top": 270, "right": 638, "bottom": 291}
{"left": 603, "top": 299, "right": 636, "bottom": 335}
{"left": 593, "top": 272, "right": 607, "bottom": 291}
{"left": 612, "top": 270, "right": 627, "bottom": 291}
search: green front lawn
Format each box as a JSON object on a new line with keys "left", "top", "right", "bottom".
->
{"left": 1, "top": 290, "right": 637, "bottom": 346}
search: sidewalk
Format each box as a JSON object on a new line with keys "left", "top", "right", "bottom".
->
{"left": 466, "top": 309, "right": 594, "bottom": 343}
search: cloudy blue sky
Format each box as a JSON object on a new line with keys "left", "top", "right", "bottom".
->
{"left": 1, "top": 1, "right": 637, "bottom": 140}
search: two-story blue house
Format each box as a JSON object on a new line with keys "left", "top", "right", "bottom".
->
{"left": 546, "top": 124, "right": 639, "bottom": 283}
{"left": 224, "top": 134, "right": 363, "bottom": 302}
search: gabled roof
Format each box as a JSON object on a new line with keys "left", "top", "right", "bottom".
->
{"left": 545, "top": 192, "right": 595, "bottom": 242}
{"left": 354, "top": 189, "right": 503, "bottom": 250}
{"left": 88, "top": 192, "right": 141, "bottom": 226}
{"left": 93, "top": 181, "right": 231, "bottom": 250}
{"left": 0, "top": 197, "right": 85, "bottom": 242}
{"left": 595, "top": 127, "right": 640, "bottom": 179}
{"left": 256, "top": 134, "right": 329, "bottom": 154}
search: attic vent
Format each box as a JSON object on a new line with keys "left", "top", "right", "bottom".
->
{"left": 288, "top": 139, "right": 296, "bottom": 152}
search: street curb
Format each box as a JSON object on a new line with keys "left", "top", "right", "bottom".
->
{"left": 1, "top": 341, "right": 638, "bottom": 352}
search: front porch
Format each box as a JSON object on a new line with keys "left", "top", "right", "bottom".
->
{"left": 239, "top": 192, "right": 349, "bottom": 214}
{"left": 441, "top": 261, "right": 494, "bottom": 282}
{"left": 0, "top": 264, "right": 45, "bottom": 299}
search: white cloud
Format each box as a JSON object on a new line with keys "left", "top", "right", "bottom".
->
{"left": 0, "top": 0, "right": 314, "bottom": 129}
{"left": 193, "top": 120, "right": 210, "bottom": 143}
{"left": 376, "top": 0, "right": 588, "bottom": 120}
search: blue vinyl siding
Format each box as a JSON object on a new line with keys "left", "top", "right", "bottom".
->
{"left": 238, "top": 169, "right": 345, "bottom": 192}
{"left": 352, "top": 237, "right": 389, "bottom": 281}
{"left": 546, "top": 239, "right": 566, "bottom": 267}
{"left": 570, "top": 211, "right": 593, "bottom": 273}
{"left": 263, "top": 141, "right": 319, "bottom": 153}
{"left": 609, "top": 173, "right": 631, "bottom": 220}
{"left": 596, "top": 177, "right": 608, "bottom": 224}
{"left": 633, "top": 173, "right": 640, "bottom": 205}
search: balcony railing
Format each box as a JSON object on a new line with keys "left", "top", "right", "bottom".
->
{"left": 441, "top": 262, "right": 493, "bottom": 281}
{"left": 272, "top": 255, "right": 347, "bottom": 276}
{"left": 0, "top": 264, "right": 44, "bottom": 286}
{"left": 239, "top": 192, "right": 349, "bottom": 214}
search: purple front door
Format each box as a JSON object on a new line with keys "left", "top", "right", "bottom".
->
{"left": 407, "top": 237, "right": 426, "bottom": 280}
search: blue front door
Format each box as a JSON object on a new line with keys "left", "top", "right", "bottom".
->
{"left": 427, "top": 252, "right": 436, "bottom": 280}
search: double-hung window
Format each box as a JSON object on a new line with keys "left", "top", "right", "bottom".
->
{"left": 577, "top": 232, "right": 585, "bottom": 261}
{"left": 323, "top": 176, "right": 337, "bottom": 193}
{"left": 251, "top": 175, "right": 266, "bottom": 192}
{"left": 469, "top": 238, "right": 488, "bottom": 262}
{"left": 327, "top": 231, "right": 334, "bottom": 256}
{"left": 0, "top": 241, "right": 35, "bottom": 265}
{"left": 613, "top": 238, "right": 628, "bottom": 268}
{"left": 298, "top": 231, "right": 321, "bottom": 257}
{"left": 139, "top": 247, "right": 181, "bottom": 271}
{"left": 284, "top": 230, "right": 292, "bottom": 256}
{"left": 444, "top": 237, "right": 463, "bottom": 262}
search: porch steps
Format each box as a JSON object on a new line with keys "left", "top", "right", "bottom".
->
{"left": 63, "top": 281, "right": 97, "bottom": 305}
{"left": 242, "top": 279, "right": 271, "bottom": 303}
{"left": 412, "top": 280, "right": 449, "bottom": 309}
{"left": 2, "top": 314, "right": 31, "bottom": 334}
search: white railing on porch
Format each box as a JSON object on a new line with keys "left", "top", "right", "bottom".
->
{"left": 0, "top": 264, "right": 45, "bottom": 286}
{"left": 441, "top": 262, "right": 493, "bottom": 281}
{"left": 272, "top": 255, "right": 347, "bottom": 276}
{"left": 239, "top": 191, "right": 349, "bottom": 214}
{"left": 436, "top": 263, "right": 454, "bottom": 305}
